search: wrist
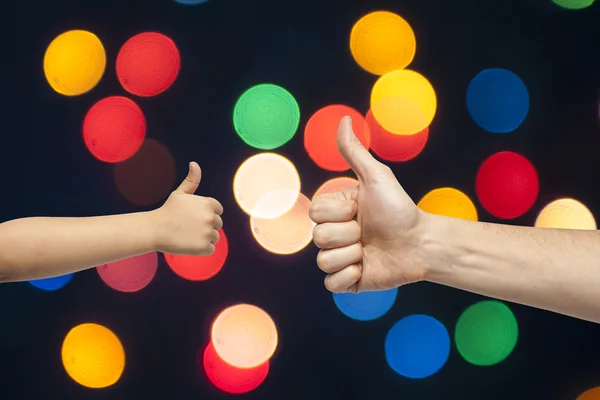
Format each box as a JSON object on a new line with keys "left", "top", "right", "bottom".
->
{"left": 142, "top": 209, "right": 164, "bottom": 253}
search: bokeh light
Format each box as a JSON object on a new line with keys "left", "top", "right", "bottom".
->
{"left": 96, "top": 252, "right": 158, "bottom": 293}
{"left": 83, "top": 96, "right": 146, "bottom": 163}
{"left": 535, "top": 198, "right": 596, "bottom": 230}
{"left": 553, "top": 0, "right": 595, "bottom": 9}
{"left": 233, "top": 153, "right": 301, "bottom": 219}
{"left": 212, "top": 304, "right": 278, "bottom": 369}
{"left": 476, "top": 151, "right": 539, "bottom": 219}
{"left": 113, "top": 139, "right": 176, "bottom": 206}
{"left": 455, "top": 300, "right": 518, "bottom": 366}
{"left": 28, "top": 273, "right": 73, "bottom": 291}
{"left": 467, "top": 68, "right": 529, "bottom": 134}
{"left": 385, "top": 314, "right": 450, "bottom": 379}
{"left": 418, "top": 187, "right": 478, "bottom": 221}
{"left": 366, "top": 109, "right": 428, "bottom": 162}
{"left": 349, "top": 11, "right": 416, "bottom": 76}
{"left": 201, "top": 341, "right": 269, "bottom": 394}
{"left": 304, "top": 105, "right": 371, "bottom": 171}
{"left": 233, "top": 84, "right": 300, "bottom": 150}
{"left": 251, "top": 193, "right": 314, "bottom": 255}
{"left": 165, "top": 229, "right": 228, "bottom": 281}
{"left": 116, "top": 32, "right": 180, "bottom": 97}
{"left": 43, "top": 30, "right": 106, "bottom": 96}
{"left": 175, "top": 0, "right": 209, "bottom": 4}
{"left": 578, "top": 387, "right": 600, "bottom": 400}
{"left": 61, "top": 323, "right": 125, "bottom": 389}
{"left": 371, "top": 69, "right": 437, "bottom": 135}
{"left": 333, "top": 289, "right": 397, "bottom": 321}
{"left": 312, "top": 177, "right": 359, "bottom": 201}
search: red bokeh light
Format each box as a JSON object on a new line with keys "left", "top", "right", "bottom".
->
{"left": 116, "top": 32, "right": 181, "bottom": 97}
{"left": 475, "top": 151, "right": 539, "bottom": 219}
{"left": 201, "top": 341, "right": 269, "bottom": 395}
{"left": 113, "top": 139, "right": 176, "bottom": 206}
{"left": 365, "top": 109, "right": 428, "bottom": 162}
{"left": 96, "top": 252, "right": 158, "bottom": 293}
{"left": 304, "top": 105, "right": 371, "bottom": 171}
{"left": 83, "top": 96, "right": 146, "bottom": 163}
{"left": 164, "top": 229, "right": 228, "bottom": 281}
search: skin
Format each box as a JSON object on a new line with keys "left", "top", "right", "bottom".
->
{"left": 0, "top": 162, "right": 223, "bottom": 283}
{"left": 309, "top": 116, "right": 600, "bottom": 324}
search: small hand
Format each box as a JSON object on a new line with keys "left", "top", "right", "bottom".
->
{"left": 309, "top": 116, "right": 428, "bottom": 293}
{"left": 152, "top": 162, "right": 223, "bottom": 256}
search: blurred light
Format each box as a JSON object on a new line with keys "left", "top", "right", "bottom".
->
{"left": 165, "top": 229, "right": 228, "bottom": 281}
{"left": 385, "top": 314, "right": 450, "bottom": 379}
{"left": 97, "top": 252, "right": 158, "bottom": 293}
{"left": 61, "top": 323, "right": 125, "bottom": 389}
{"left": 175, "top": 0, "right": 209, "bottom": 3}
{"left": 371, "top": 70, "right": 437, "bottom": 135}
{"left": 333, "top": 289, "right": 397, "bottom": 321}
{"left": 251, "top": 193, "right": 314, "bottom": 255}
{"left": 212, "top": 304, "right": 278, "bottom": 369}
{"left": 418, "top": 187, "right": 478, "bottom": 221}
{"left": 113, "top": 139, "right": 176, "bottom": 206}
{"left": 349, "top": 11, "right": 416, "bottom": 76}
{"left": 366, "top": 109, "right": 428, "bottom": 162}
{"left": 83, "top": 96, "right": 146, "bottom": 163}
{"left": 553, "top": 0, "right": 595, "bottom": 9}
{"left": 233, "top": 84, "right": 300, "bottom": 150}
{"left": 29, "top": 273, "right": 73, "bottom": 291}
{"left": 476, "top": 151, "right": 539, "bottom": 219}
{"left": 43, "top": 30, "right": 106, "bottom": 96}
{"left": 455, "top": 300, "right": 518, "bottom": 366}
{"left": 201, "top": 341, "right": 269, "bottom": 394}
{"left": 312, "top": 177, "right": 359, "bottom": 202}
{"left": 233, "top": 153, "right": 301, "bottom": 219}
{"left": 304, "top": 105, "right": 371, "bottom": 171}
{"left": 535, "top": 198, "right": 596, "bottom": 230}
{"left": 578, "top": 387, "right": 600, "bottom": 400}
{"left": 116, "top": 32, "right": 180, "bottom": 97}
{"left": 467, "top": 68, "right": 529, "bottom": 134}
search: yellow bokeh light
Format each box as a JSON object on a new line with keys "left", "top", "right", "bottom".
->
{"left": 61, "top": 323, "right": 125, "bottom": 389}
{"left": 233, "top": 153, "right": 301, "bottom": 219}
{"left": 212, "top": 304, "right": 278, "bottom": 369}
{"left": 350, "top": 11, "right": 416, "bottom": 76}
{"left": 251, "top": 193, "right": 314, "bottom": 255}
{"left": 44, "top": 30, "right": 106, "bottom": 96}
{"left": 418, "top": 187, "right": 478, "bottom": 221}
{"left": 371, "top": 69, "right": 437, "bottom": 135}
{"left": 312, "top": 177, "right": 359, "bottom": 202}
{"left": 535, "top": 198, "right": 596, "bottom": 230}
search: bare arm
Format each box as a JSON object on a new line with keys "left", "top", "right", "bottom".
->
{"left": 422, "top": 212, "right": 600, "bottom": 324}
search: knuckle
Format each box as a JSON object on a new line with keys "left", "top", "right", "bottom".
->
{"left": 308, "top": 203, "right": 321, "bottom": 221}
{"left": 316, "top": 251, "right": 329, "bottom": 272}
{"left": 312, "top": 225, "right": 331, "bottom": 248}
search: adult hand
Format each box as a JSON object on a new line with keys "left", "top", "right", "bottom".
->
{"left": 309, "top": 116, "right": 428, "bottom": 293}
{"left": 152, "top": 162, "right": 224, "bottom": 256}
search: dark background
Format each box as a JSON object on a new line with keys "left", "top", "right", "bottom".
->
{"left": 3, "top": 0, "right": 600, "bottom": 398}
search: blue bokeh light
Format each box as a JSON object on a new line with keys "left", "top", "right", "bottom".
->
{"left": 173, "top": 0, "right": 209, "bottom": 4}
{"left": 466, "top": 68, "right": 530, "bottom": 134}
{"left": 384, "top": 314, "right": 450, "bottom": 379}
{"left": 28, "top": 273, "right": 74, "bottom": 291}
{"left": 333, "top": 288, "right": 397, "bottom": 321}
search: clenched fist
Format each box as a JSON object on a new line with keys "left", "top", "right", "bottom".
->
{"left": 151, "top": 162, "right": 223, "bottom": 256}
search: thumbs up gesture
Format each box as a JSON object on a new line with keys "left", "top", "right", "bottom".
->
{"left": 151, "top": 162, "right": 224, "bottom": 256}
{"left": 309, "top": 117, "right": 428, "bottom": 293}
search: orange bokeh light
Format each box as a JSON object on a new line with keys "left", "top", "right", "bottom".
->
{"left": 312, "top": 177, "right": 359, "bottom": 202}
{"left": 164, "top": 229, "right": 228, "bottom": 281}
{"left": 304, "top": 105, "right": 371, "bottom": 171}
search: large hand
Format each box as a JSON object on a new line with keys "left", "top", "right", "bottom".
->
{"left": 309, "top": 116, "right": 427, "bottom": 293}
{"left": 151, "top": 162, "right": 224, "bottom": 256}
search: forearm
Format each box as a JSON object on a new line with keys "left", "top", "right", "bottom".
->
{"left": 421, "top": 212, "right": 600, "bottom": 323}
{"left": 0, "top": 212, "right": 158, "bottom": 283}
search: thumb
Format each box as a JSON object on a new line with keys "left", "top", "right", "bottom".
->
{"left": 337, "top": 116, "right": 378, "bottom": 179}
{"left": 175, "top": 162, "right": 202, "bottom": 194}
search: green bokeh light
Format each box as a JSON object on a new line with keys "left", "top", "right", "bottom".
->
{"left": 552, "top": 0, "right": 595, "bottom": 9}
{"left": 455, "top": 300, "right": 518, "bottom": 366}
{"left": 233, "top": 84, "right": 300, "bottom": 150}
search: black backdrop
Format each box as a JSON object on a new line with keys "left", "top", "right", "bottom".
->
{"left": 3, "top": 0, "right": 600, "bottom": 398}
